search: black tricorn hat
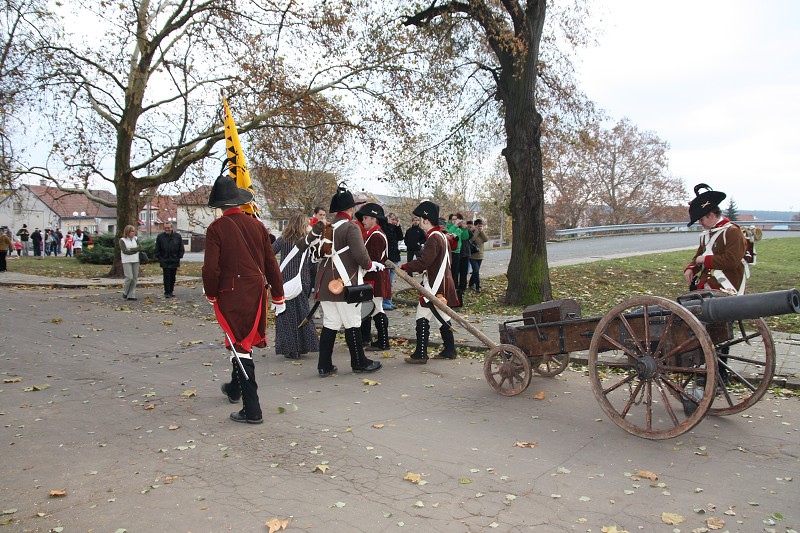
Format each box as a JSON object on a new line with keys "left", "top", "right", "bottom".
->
{"left": 687, "top": 183, "right": 726, "bottom": 226}
{"left": 208, "top": 175, "right": 254, "bottom": 208}
{"left": 413, "top": 200, "right": 439, "bottom": 224}
{"left": 355, "top": 202, "right": 386, "bottom": 222}
{"left": 329, "top": 184, "right": 355, "bottom": 213}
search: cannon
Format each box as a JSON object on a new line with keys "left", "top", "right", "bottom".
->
{"left": 493, "top": 289, "right": 798, "bottom": 440}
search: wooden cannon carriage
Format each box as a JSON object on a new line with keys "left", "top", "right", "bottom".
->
{"left": 491, "top": 289, "right": 800, "bottom": 439}
{"left": 388, "top": 261, "right": 798, "bottom": 440}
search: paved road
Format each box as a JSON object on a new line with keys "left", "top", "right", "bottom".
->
{"left": 183, "top": 230, "right": 795, "bottom": 279}
{"left": 1, "top": 288, "right": 798, "bottom": 532}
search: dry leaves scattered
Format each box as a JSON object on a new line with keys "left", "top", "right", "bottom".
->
{"left": 265, "top": 517, "right": 289, "bottom": 532}
{"left": 512, "top": 441, "right": 537, "bottom": 448}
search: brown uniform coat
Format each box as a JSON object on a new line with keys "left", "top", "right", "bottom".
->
{"left": 313, "top": 213, "right": 372, "bottom": 302}
{"left": 685, "top": 218, "right": 747, "bottom": 292}
{"left": 404, "top": 228, "right": 458, "bottom": 307}
{"left": 202, "top": 208, "right": 284, "bottom": 351}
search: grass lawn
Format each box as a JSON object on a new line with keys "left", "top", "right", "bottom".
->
{"left": 6, "top": 237, "right": 799, "bottom": 333}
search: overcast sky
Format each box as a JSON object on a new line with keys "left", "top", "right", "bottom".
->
{"left": 575, "top": 0, "right": 799, "bottom": 212}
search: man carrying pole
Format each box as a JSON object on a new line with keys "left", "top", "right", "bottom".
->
{"left": 399, "top": 201, "right": 459, "bottom": 364}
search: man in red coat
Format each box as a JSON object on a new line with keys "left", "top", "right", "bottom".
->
{"left": 400, "top": 201, "right": 459, "bottom": 363}
{"left": 356, "top": 203, "right": 391, "bottom": 351}
{"left": 203, "top": 176, "right": 285, "bottom": 424}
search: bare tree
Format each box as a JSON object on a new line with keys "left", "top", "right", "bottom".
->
{"left": 583, "top": 118, "right": 684, "bottom": 226}
{"left": 20, "top": 0, "right": 425, "bottom": 275}
{"left": 401, "top": 0, "right": 595, "bottom": 304}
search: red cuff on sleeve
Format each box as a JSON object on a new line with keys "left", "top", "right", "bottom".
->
{"left": 272, "top": 296, "right": 286, "bottom": 305}
{"left": 703, "top": 256, "right": 713, "bottom": 269}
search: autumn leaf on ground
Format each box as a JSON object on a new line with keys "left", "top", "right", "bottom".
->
{"left": 404, "top": 472, "right": 422, "bottom": 484}
{"left": 23, "top": 384, "right": 50, "bottom": 391}
{"left": 168, "top": 425, "right": 180, "bottom": 430}
{"left": 661, "top": 512, "right": 685, "bottom": 525}
{"left": 3, "top": 377, "right": 22, "bottom": 383}
{"left": 362, "top": 379, "right": 380, "bottom": 386}
{"left": 144, "top": 404, "right": 155, "bottom": 410}
{"left": 531, "top": 391, "right": 545, "bottom": 400}
{"left": 706, "top": 517, "right": 725, "bottom": 530}
{"left": 181, "top": 389, "right": 197, "bottom": 397}
{"left": 601, "top": 527, "right": 630, "bottom": 533}
{"left": 313, "top": 464, "right": 329, "bottom": 473}
{"left": 265, "top": 517, "right": 289, "bottom": 532}
{"left": 635, "top": 470, "right": 658, "bottom": 481}
{"left": 372, "top": 423, "right": 385, "bottom": 429}
{"left": 51, "top": 318, "right": 62, "bottom": 323}
{"left": 49, "top": 489, "right": 67, "bottom": 498}
{"left": 163, "top": 476, "right": 177, "bottom": 484}
{"left": 161, "top": 320, "right": 174, "bottom": 326}
{"left": 513, "top": 441, "right": 537, "bottom": 448}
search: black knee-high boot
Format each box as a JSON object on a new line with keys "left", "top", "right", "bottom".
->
{"left": 437, "top": 322, "right": 457, "bottom": 359}
{"left": 230, "top": 358, "right": 263, "bottom": 424}
{"left": 221, "top": 359, "right": 241, "bottom": 403}
{"left": 367, "top": 312, "right": 389, "bottom": 350}
{"left": 405, "top": 318, "right": 429, "bottom": 364}
{"left": 345, "top": 328, "right": 382, "bottom": 373}
{"left": 360, "top": 316, "right": 372, "bottom": 346}
{"left": 317, "top": 327, "right": 338, "bottom": 377}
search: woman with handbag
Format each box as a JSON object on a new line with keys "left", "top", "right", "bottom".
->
{"left": 119, "top": 224, "right": 141, "bottom": 300}
{"left": 272, "top": 213, "right": 319, "bottom": 359}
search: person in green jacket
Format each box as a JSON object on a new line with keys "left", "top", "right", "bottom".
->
{"left": 445, "top": 213, "right": 469, "bottom": 307}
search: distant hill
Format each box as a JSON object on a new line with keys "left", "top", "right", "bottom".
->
{"left": 739, "top": 210, "right": 797, "bottom": 221}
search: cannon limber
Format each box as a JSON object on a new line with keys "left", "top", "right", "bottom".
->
{"left": 388, "top": 260, "right": 798, "bottom": 439}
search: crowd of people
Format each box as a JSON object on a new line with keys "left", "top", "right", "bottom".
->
{"left": 0, "top": 224, "right": 96, "bottom": 260}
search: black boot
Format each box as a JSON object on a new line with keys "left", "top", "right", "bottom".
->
{"left": 367, "top": 312, "right": 389, "bottom": 351}
{"left": 317, "top": 327, "right": 338, "bottom": 377}
{"left": 221, "top": 359, "right": 241, "bottom": 403}
{"left": 405, "top": 318, "right": 429, "bottom": 364}
{"left": 436, "top": 322, "right": 457, "bottom": 359}
{"left": 230, "top": 358, "right": 263, "bottom": 424}
{"left": 360, "top": 316, "right": 373, "bottom": 346}
{"left": 453, "top": 289, "right": 463, "bottom": 308}
{"left": 346, "top": 328, "right": 382, "bottom": 373}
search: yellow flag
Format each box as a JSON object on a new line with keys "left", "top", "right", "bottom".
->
{"left": 222, "top": 98, "right": 258, "bottom": 216}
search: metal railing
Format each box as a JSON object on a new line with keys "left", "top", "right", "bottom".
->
{"left": 554, "top": 221, "right": 799, "bottom": 238}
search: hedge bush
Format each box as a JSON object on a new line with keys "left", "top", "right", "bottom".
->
{"left": 76, "top": 233, "right": 156, "bottom": 265}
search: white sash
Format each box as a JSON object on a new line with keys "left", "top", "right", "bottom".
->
{"left": 421, "top": 231, "right": 450, "bottom": 302}
{"left": 700, "top": 223, "right": 748, "bottom": 295}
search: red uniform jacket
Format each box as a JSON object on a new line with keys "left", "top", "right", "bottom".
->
{"left": 364, "top": 225, "right": 390, "bottom": 298}
{"left": 202, "top": 208, "right": 284, "bottom": 351}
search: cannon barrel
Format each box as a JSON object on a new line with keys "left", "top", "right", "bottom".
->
{"left": 683, "top": 289, "right": 800, "bottom": 323}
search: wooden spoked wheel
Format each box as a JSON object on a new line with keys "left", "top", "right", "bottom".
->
{"left": 588, "top": 296, "right": 717, "bottom": 440}
{"left": 708, "top": 317, "right": 776, "bottom": 416}
{"left": 532, "top": 354, "right": 570, "bottom": 377}
{"left": 484, "top": 344, "right": 532, "bottom": 396}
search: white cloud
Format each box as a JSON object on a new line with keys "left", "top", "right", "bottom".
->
{"left": 575, "top": 0, "right": 800, "bottom": 211}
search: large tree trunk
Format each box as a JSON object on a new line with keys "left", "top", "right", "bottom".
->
{"left": 502, "top": 1, "right": 551, "bottom": 305}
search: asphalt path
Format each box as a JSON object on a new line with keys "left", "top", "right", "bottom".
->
{"left": 183, "top": 230, "right": 795, "bottom": 278}
{"left": 1, "top": 288, "right": 798, "bottom": 532}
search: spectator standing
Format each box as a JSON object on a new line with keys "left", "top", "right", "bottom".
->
{"left": 31, "top": 228, "right": 43, "bottom": 257}
{"left": 154, "top": 222, "right": 185, "bottom": 298}
{"left": 445, "top": 213, "right": 469, "bottom": 306}
{"left": 16, "top": 224, "right": 30, "bottom": 256}
{"left": 383, "top": 212, "right": 403, "bottom": 310}
{"left": 404, "top": 216, "right": 426, "bottom": 264}
{"left": 272, "top": 213, "right": 319, "bottom": 360}
{"left": 55, "top": 228, "right": 63, "bottom": 255}
{"left": 203, "top": 176, "right": 286, "bottom": 424}
{"left": 0, "top": 231, "right": 11, "bottom": 271}
{"left": 64, "top": 232, "right": 74, "bottom": 257}
{"left": 72, "top": 229, "right": 83, "bottom": 255}
{"left": 14, "top": 239, "right": 22, "bottom": 257}
{"left": 119, "top": 225, "right": 141, "bottom": 300}
{"left": 468, "top": 219, "right": 489, "bottom": 293}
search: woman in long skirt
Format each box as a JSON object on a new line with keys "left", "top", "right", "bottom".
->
{"left": 273, "top": 213, "right": 319, "bottom": 359}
